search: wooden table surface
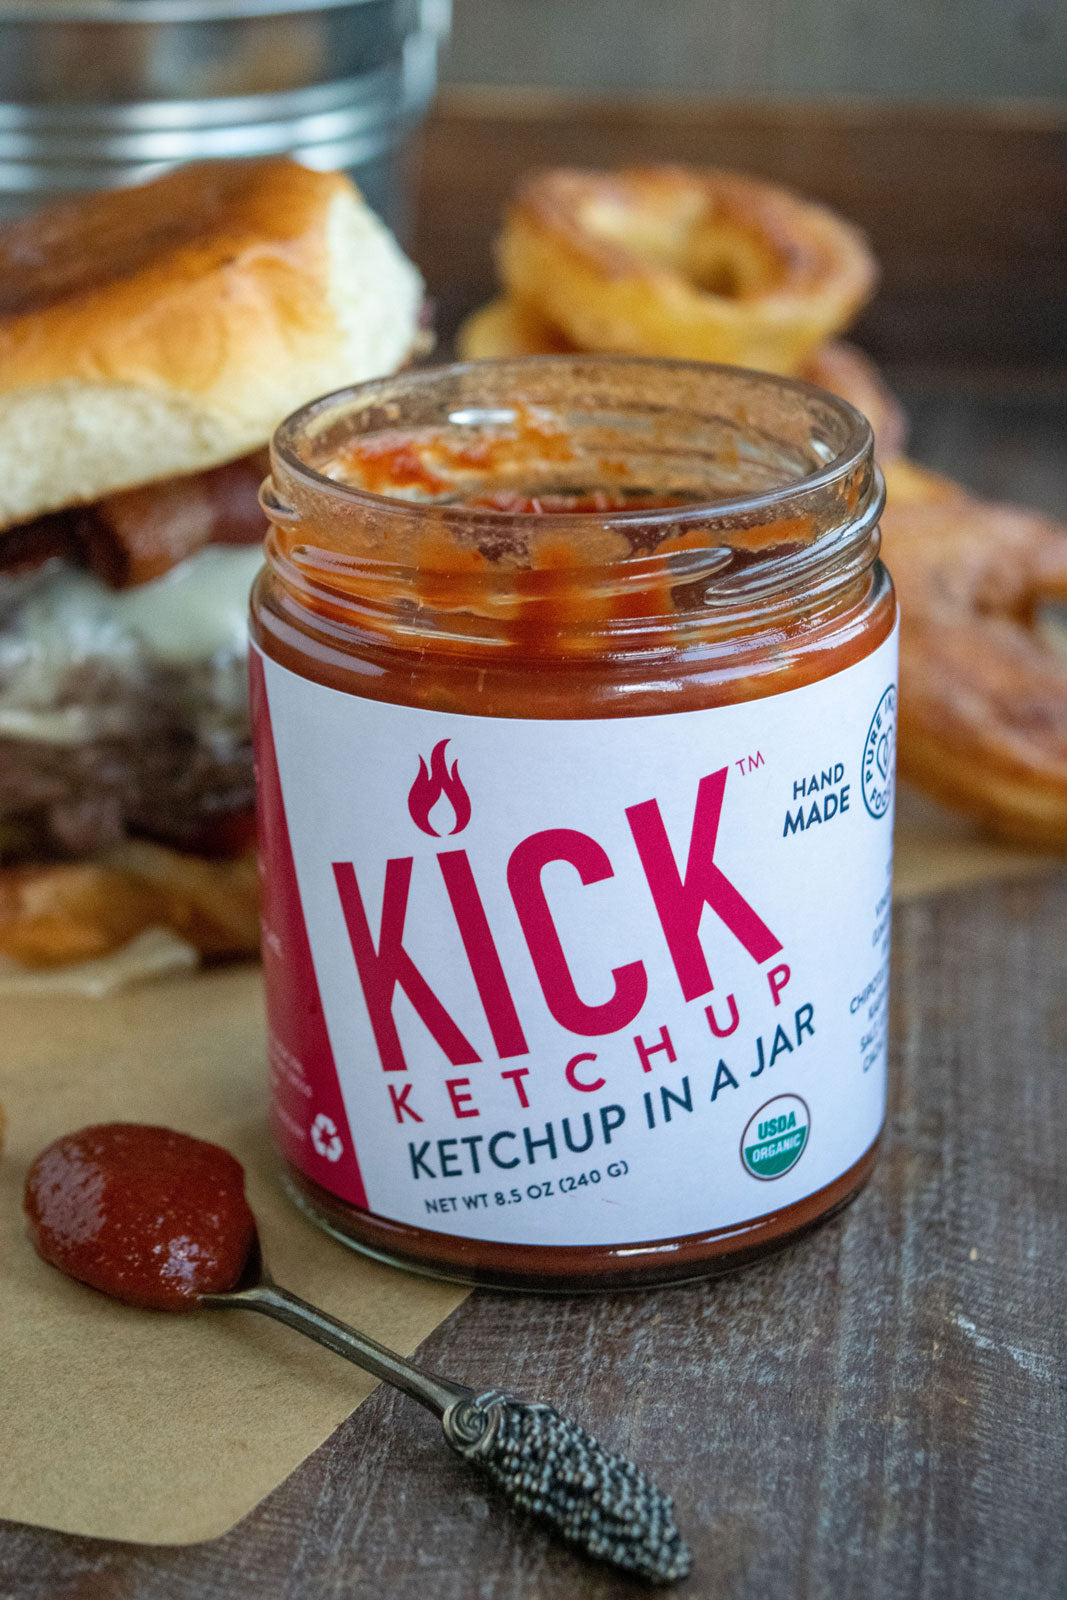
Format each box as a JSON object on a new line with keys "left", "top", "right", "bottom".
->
{"left": 2, "top": 95, "right": 1065, "bottom": 1600}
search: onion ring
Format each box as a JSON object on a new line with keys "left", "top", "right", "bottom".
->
{"left": 458, "top": 296, "right": 575, "bottom": 359}
{"left": 804, "top": 341, "right": 907, "bottom": 463}
{"left": 497, "top": 166, "right": 878, "bottom": 374}
{"left": 882, "top": 456, "right": 968, "bottom": 506}
{"left": 0, "top": 843, "right": 260, "bottom": 968}
{"left": 881, "top": 495, "right": 1067, "bottom": 849}
{"left": 458, "top": 297, "right": 905, "bottom": 459}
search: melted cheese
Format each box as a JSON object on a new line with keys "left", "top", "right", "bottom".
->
{"left": 0, "top": 545, "right": 263, "bottom": 744}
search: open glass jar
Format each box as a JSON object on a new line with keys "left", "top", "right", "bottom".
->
{"left": 251, "top": 356, "right": 897, "bottom": 1290}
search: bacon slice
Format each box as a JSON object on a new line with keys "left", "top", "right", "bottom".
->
{"left": 0, "top": 515, "right": 80, "bottom": 577}
{"left": 0, "top": 450, "right": 270, "bottom": 588}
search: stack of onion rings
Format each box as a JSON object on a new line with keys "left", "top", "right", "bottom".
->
{"left": 495, "top": 166, "right": 878, "bottom": 374}
{"left": 881, "top": 495, "right": 1067, "bottom": 848}
{"left": 458, "top": 164, "right": 1067, "bottom": 851}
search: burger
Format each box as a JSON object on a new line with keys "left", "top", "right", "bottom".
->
{"left": 0, "top": 158, "right": 423, "bottom": 988}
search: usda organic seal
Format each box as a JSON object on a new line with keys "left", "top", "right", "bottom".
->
{"left": 862, "top": 683, "right": 897, "bottom": 818}
{"left": 741, "top": 1095, "right": 810, "bottom": 1180}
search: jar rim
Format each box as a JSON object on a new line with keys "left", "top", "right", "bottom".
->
{"left": 269, "top": 354, "right": 876, "bottom": 542}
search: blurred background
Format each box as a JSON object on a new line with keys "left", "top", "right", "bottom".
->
{"left": 420, "top": 0, "right": 1066, "bottom": 517}
{"left": 445, "top": 0, "right": 1067, "bottom": 99}
{"left": 0, "top": 0, "right": 1062, "bottom": 511}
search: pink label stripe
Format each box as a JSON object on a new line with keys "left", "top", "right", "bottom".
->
{"left": 250, "top": 648, "right": 368, "bottom": 1209}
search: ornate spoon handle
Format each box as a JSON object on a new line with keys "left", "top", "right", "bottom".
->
{"left": 205, "top": 1278, "right": 691, "bottom": 1584}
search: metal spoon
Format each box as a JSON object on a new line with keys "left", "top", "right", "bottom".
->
{"left": 201, "top": 1231, "right": 691, "bottom": 1585}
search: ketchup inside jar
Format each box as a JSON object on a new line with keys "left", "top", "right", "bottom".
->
{"left": 25, "top": 1124, "right": 255, "bottom": 1310}
{"left": 252, "top": 357, "right": 897, "bottom": 1290}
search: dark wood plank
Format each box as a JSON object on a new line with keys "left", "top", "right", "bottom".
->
{"left": 414, "top": 92, "right": 1067, "bottom": 367}
{"left": 1, "top": 870, "right": 1064, "bottom": 1599}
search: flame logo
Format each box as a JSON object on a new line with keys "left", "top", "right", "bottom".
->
{"left": 407, "top": 739, "right": 472, "bottom": 837}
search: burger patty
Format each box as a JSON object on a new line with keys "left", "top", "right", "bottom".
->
{"left": 0, "top": 724, "right": 254, "bottom": 858}
{"left": 0, "top": 542, "right": 264, "bottom": 862}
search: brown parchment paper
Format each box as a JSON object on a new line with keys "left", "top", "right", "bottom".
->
{"left": 0, "top": 785, "right": 1058, "bottom": 1548}
{"left": 0, "top": 965, "right": 467, "bottom": 1545}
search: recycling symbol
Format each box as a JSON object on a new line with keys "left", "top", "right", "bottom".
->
{"left": 310, "top": 1112, "right": 343, "bottom": 1163}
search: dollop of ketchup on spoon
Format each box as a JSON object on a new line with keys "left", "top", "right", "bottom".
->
{"left": 24, "top": 1124, "right": 256, "bottom": 1311}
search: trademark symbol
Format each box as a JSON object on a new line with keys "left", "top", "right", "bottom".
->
{"left": 735, "top": 751, "right": 765, "bottom": 775}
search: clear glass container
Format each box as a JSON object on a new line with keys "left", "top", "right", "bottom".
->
{"left": 252, "top": 356, "right": 897, "bottom": 1290}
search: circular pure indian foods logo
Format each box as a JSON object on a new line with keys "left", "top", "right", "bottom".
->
{"left": 861, "top": 684, "right": 897, "bottom": 818}
{"left": 741, "top": 1095, "right": 810, "bottom": 1181}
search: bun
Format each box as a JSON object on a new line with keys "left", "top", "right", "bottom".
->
{"left": 0, "top": 159, "right": 423, "bottom": 531}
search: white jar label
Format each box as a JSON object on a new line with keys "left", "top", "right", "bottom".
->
{"left": 251, "top": 622, "right": 897, "bottom": 1248}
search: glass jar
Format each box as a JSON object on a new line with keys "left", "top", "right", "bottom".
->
{"left": 251, "top": 356, "right": 897, "bottom": 1290}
